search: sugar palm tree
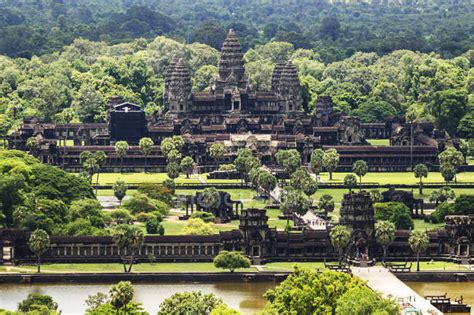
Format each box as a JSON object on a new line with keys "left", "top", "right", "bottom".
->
{"left": 114, "top": 141, "right": 129, "bottom": 173}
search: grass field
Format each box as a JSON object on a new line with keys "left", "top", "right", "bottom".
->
{"left": 0, "top": 261, "right": 468, "bottom": 274}
{"left": 0, "top": 263, "right": 257, "bottom": 273}
{"left": 367, "top": 139, "right": 390, "bottom": 146}
{"left": 93, "top": 170, "right": 474, "bottom": 187}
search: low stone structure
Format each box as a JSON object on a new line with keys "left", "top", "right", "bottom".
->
{"left": 1, "top": 192, "right": 472, "bottom": 265}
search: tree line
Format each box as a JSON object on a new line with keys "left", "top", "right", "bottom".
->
{"left": 0, "top": 0, "right": 472, "bottom": 63}
{"left": 0, "top": 34, "right": 472, "bottom": 140}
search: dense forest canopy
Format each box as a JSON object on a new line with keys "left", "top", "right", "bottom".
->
{"left": 0, "top": 0, "right": 472, "bottom": 62}
{"left": 0, "top": 35, "right": 472, "bottom": 138}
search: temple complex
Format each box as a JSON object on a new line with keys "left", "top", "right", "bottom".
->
{"left": 6, "top": 29, "right": 454, "bottom": 172}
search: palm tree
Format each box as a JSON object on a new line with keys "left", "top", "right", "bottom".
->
{"left": 352, "top": 160, "right": 368, "bottom": 191}
{"left": 343, "top": 174, "right": 357, "bottom": 193}
{"left": 329, "top": 225, "right": 350, "bottom": 264}
{"left": 375, "top": 221, "right": 396, "bottom": 263}
{"left": 139, "top": 137, "right": 154, "bottom": 172}
{"left": 28, "top": 229, "right": 50, "bottom": 273}
{"left": 114, "top": 141, "right": 129, "bottom": 173}
{"left": 112, "top": 225, "right": 144, "bottom": 273}
{"left": 413, "top": 163, "right": 428, "bottom": 195}
{"left": 409, "top": 230, "right": 429, "bottom": 272}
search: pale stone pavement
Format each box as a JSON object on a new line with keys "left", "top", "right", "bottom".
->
{"left": 351, "top": 266, "right": 442, "bottom": 315}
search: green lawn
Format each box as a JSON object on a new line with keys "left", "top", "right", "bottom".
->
{"left": 262, "top": 262, "right": 326, "bottom": 272}
{"left": 95, "top": 173, "right": 201, "bottom": 185}
{"left": 367, "top": 139, "right": 390, "bottom": 146}
{"left": 317, "top": 171, "right": 474, "bottom": 185}
{"left": 0, "top": 263, "right": 257, "bottom": 273}
{"left": 413, "top": 219, "right": 444, "bottom": 231}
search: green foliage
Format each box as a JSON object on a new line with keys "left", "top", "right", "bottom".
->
{"left": 200, "top": 187, "right": 221, "bottom": 211}
{"left": 323, "top": 149, "right": 340, "bottom": 180}
{"left": 107, "top": 209, "right": 134, "bottom": 225}
{"left": 28, "top": 229, "right": 50, "bottom": 273}
{"left": 453, "top": 195, "right": 474, "bottom": 215}
{"left": 352, "top": 160, "right": 368, "bottom": 190}
{"left": 375, "top": 221, "right": 396, "bottom": 262}
{"left": 190, "top": 211, "right": 216, "bottom": 223}
{"left": 166, "top": 162, "right": 180, "bottom": 180}
{"left": 318, "top": 194, "right": 335, "bottom": 214}
{"left": 180, "top": 156, "right": 195, "bottom": 178}
{"left": 137, "top": 184, "right": 173, "bottom": 205}
{"left": 213, "top": 251, "right": 251, "bottom": 272}
{"left": 183, "top": 218, "right": 216, "bottom": 236}
{"left": 157, "top": 291, "right": 225, "bottom": 315}
{"left": 85, "top": 283, "right": 148, "bottom": 315}
{"left": 113, "top": 180, "right": 128, "bottom": 205}
{"left": 263, "top": 268, "right": 366, "bottom": 314}
{"left": 430, "top": 202, "right": 455, "bottom": 224}
{"left": 123, "top": 192, "right": 158, "bottom": 214}
{"left": 343, "top": 174, "right": 357, "bottom": 192}
{"left": 374, "top": 202, "right": 414, "bottom": 230}
{"left": 17, "top": 293, "right": 58, "bottom": 313}
{"left": 281, "top": 188, "right": 311, "bottom": 217}
{"left": 112, "top": 225, "right": 144, "bottom": 272}
{"left": 209, "top": 143, "right": 226, "bottom": 165}
{"left": 335, "top": 286, "right": 399, "bottom": 315}
{"left": 275, "top": 149, "right": 301, "bottom": 175}
{"left": 310, "top": 149, "right": 325, "bottom": 175}
{"left": 329, "top": 226, "right": 350, "bottom": 262}
{"left": 409, "top": 230, "right": 430, "bottom": 271}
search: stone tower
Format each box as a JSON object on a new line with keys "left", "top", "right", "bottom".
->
{"left": 213, "top": 29, "right": 248, "bottom": 94}
{"left": 271, "top": 61, "right": 285, "bottom": 92}
{"left": 239, "top": 208, "right": 270, "bottom": 258}
{"left": 315, "top": 96, "right": 334, "bottom": 116}
{"left": 277, "top": 61, "right": 303, "bottom": 112}
{"left": 164, "top": 58, "right": 192, "bottom": 113}
{"left": 339, "top": 191, "right": 375, "bottom": 259}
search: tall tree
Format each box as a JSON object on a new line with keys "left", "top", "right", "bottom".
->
{"left": 209, "top": 143, "right": 226, "bottom": 169}
{"left": 139, "top": 137, "right": 154, "bottom": 172}
{"left": 112, "top": 225, "right": 144, "bottom": 273}
{"left": 323, "top": 149, "right": 340, "bottom": 180}
{"left": 113, "top": 180, "right": 128, "bottom": 207}
{"left": 329, "top": 225, "right": 350, "bottom": 264}
{"left": 409, "top": 230, "right": 429, "bottom": 272}
{"left": 375, "top": 221, "right": 396, "bottom": 263}
{"left": 258, "top": 171, "right": 278, "bottom": 200}
{"left": 352, "top": 160, "right": 368, "bottom": 191}
{"left": 109, "top": 281, "right": 135, "bottom": 313}
{"left": 413, "top": 163, "right": 428, "bottom": 195}
{"left": 114, "top": 141, "right": 129, "bottom": 173}
{"left": 310, "top": 149, "right": 325, "bottom": 180}
{"left": 180, "top": 156, "right": 195, "bottom": 179}
{"left": 343, "top": 174, "right": 357, "bottom": 193}
{"left": 28, "top": 229, "right": 50, "bottom": 273}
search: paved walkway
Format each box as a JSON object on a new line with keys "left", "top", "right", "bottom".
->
{"left": 97, "top": 196, "right": 130, "bottom": 209}
{"left": 351, "top": 266, "right": 442, "bottom": 315}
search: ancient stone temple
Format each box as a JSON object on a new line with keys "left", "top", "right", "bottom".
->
{"left": 7, "top": 29, "right": 450, "bottom": 172}
{"left": 339, "top": 192, "right": 375, "bottom": 261}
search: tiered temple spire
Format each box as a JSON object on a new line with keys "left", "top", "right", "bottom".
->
{"left": 276, "top": 60, "right": 302, "bottom": 112}
{"left": 213, "top": 29, "right": 248, "bottom": 93}
{"left": 271, "top": 61, "right": 285, "bottom": 92}
{"left": 165, "top": 58, "right": 191, "bottom": 113}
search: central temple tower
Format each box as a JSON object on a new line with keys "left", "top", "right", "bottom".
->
{"left": 212, "top": 29, "right": 248, "bottom": 96}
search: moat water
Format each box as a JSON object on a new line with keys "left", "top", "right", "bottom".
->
{"left": 1, "top": 281, "right": 474, "bottom": 314}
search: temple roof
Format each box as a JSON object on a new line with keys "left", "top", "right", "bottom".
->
{"left": 217, "top": 29, "right": 246, "bottom": 84}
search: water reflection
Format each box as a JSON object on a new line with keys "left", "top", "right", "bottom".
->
{"left": 0, "top": 282, "right": 274, "bottom": 315}
{"left": 407, "top": 281, "right": 474, "bottom": 315}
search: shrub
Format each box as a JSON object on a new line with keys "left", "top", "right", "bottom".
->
{"left": 122, "top": 192, "right": 157, "bottom": 214}
{"left": 107, "top": 209, "right": 134, "bottom": 225}
{"left": 136, "top": 212, "right": 155, "bottom": 222}
{"left": 190, "top": 211, "right": 216, "bottom": 223}
{"left": 145, "top": 219, "right": 158, "bottom": 234}
{"left": 431, "top": 202, "right": 455, "bottom": 223}
{"left": 213, "top": 251, "right": 250, "bottom": 272}
{"left": 155, "top": 199, "right": 170, "bottom": 215}
{"left": 454, "top": 195, "right": 474, "bottom": 215}
{"left": 158, "top": 224, "right": 165, "bottom": 235}
{"left": 374, "top": 202, "right": 414, "bottom": 230}
{"left": 218, "top": 164, "right": 235, "bottom": 171}
{"left": 137, "top": 184, "right": 173, "bottom": 205}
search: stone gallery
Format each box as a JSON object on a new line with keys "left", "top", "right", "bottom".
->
{"left": 1, "top": 192, "right": 472, "bottom": 266}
